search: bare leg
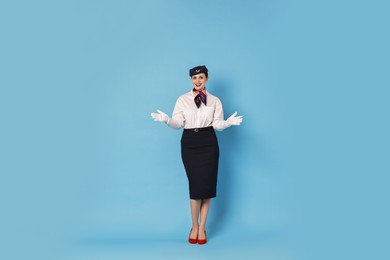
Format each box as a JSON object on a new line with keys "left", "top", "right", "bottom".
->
{"left": 190, "top": 199, "right": 201, "bottom": 238}
{"left": 198, "top": 198, "right": 211, "bottom": 239}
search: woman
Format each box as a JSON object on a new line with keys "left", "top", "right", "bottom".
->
{"left": 151, "top": 65, "right": 243, "bottom": 244}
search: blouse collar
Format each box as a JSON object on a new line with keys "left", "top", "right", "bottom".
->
{"left": 191, "top": 87, "right": 207, "bottom": 96}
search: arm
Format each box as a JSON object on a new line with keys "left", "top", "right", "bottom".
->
{"left": 212, "top": 98, "right": 243, "bottom": 131}
{"left": 151, "top": 99, "right": 185, "bottom": 129}
{"left": 166, "top": 98, "right": 185, "bottom": 129}
{"left": 212, "top": 98, "right": 229, "bottom": 131}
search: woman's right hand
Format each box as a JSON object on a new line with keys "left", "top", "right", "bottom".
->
{"left": 151, "top": 109, "right": 169, "bottom": 123}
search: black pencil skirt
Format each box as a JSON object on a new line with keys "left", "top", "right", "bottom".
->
{"left": 181, "top": 126, "right": 220, "bottom": 199}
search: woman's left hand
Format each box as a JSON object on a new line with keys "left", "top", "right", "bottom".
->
{"left": 226, "top": 112, "right": 243, "bottom": 126}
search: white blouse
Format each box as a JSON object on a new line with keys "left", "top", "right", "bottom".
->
{"left": 166, "top": 90, "right": 229, "bottom": 131}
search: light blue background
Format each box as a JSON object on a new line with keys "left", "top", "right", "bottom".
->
{"left": 1, "top": 0, "right": 389, "bottom": 259}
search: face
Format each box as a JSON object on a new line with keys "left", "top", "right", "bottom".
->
{"left": 191, "top": 73, "right": 208, "bottom": 91}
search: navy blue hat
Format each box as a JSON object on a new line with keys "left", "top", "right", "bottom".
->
{"left": 189, "top": 65, "right": 208, "bottom": 77}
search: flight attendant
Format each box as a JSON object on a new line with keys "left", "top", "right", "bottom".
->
{"left": 151, "top": 65, "right": 243, "bottom": 244}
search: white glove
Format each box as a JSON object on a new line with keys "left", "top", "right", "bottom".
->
{"left": 151, "top": 109, "right": 169, "bottom": 123}
{"left": 226, "top": 112, "right": 243, "bottom": 127}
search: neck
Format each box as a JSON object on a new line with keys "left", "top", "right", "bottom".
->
{"left": 193, "top": 87, "right": 206, "bottom": 93}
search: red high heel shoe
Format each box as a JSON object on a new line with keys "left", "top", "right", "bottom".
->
{"left": 188, "top": 228, "right": 198, "bottom": 244}
{"left": 197, "top": 230, "right": 207, "bottom": 245}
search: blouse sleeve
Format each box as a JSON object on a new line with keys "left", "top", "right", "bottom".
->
{"left": 212, "top": 98, "right": 229, "bottom": 131}
{"left": 166, "top": 97, "right": 185, "bottom": 129}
